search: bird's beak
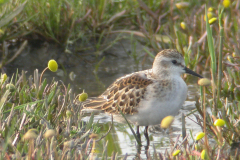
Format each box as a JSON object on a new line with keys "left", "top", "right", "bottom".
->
{"left": 184, "top": 66, "right": 203, "bottom": 78}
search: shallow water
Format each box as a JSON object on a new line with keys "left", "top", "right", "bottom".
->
{"left": 82, "top": 86, "right": 202, "bottom": 158}
{"left": 4, "top": 41, "right": 203, "bottom": 158}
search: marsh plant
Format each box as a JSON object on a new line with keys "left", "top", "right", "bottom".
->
{"left": 0, "top": 0, "right": 240, "bottom": 159}
{"left": 0, "top": 61, "right": 105, "bottom": 159}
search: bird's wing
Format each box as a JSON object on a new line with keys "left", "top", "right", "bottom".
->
{"left": 82, "top": 72, "right": 153, "bottom": 115}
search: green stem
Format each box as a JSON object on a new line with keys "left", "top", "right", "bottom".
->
{"left": 217, "top": 8, "right": 224, "bottom": 108}
{"left": 117, "top": 106, "right": 141, "bottom": 146}
{"left": 203, "top": 87, "right": 210, "bottom": 158}
{"left": 205, "top": 5, "right": 217, "bottom": 116}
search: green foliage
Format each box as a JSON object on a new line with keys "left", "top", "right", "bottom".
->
{"left": 194, "top": 4, "right": 240, "bottom": 160}
{"left": 0, "top": 1, "right": 27, "bottom": 42}
{"left": 0, "top": 70, "right": 101, "bottom": 159}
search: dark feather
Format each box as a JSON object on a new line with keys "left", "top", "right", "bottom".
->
{"left": 83, "top": 72, "right": 153, "bottom": 114}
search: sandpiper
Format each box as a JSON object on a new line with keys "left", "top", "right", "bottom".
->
{"left": 83, "top": 49, "right": 203, "bottom": 141}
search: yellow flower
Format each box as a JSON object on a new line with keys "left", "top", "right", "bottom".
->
{"left": 44, "top": 129, "right": 56, "bottom": 138}
{"left": 198, "top": 78, "right": 211, "bottom": 86}
{"left": 209, "top": 17, "right": 217, "bottom": 25}
{"left": 207, "top": 12, "right": 213, "bottom": 20}
{"left": 180, "top": 22, "right": 187, "bottom": 30}
{"left": 66, "top": 110, "right": 72, "bottom": 119}
{"left": 1, "top": 73, "right": 7, "bottom": 83}
{"left": 172, "top": 150, "right": 181, "bottom": 156}
{"left": 214, "top": 119, "right": 225, "bottom": 127}
{"left": 161, "top": 116, "right": 174, "bottom": 129}
{"left": 208, "top": 7, "right": 213, "bottom": 12}
{"left": 232, "top": 52, "right": 236, "bottom": 57}
{"left": 201, "top": 150, "right": 207, "bottom": 159}
{"left": 64, "top": 140, "right": 74, "bottom": 148}
{"left": 204, "top": 12, "right": 214, "bottom": 21}
{"left": 175, "top": 2, "right": 190, "bottom": 9}
{"left": 227, "top": 55, "right": 234, "bottom": 63}
{"left": 79, "top": 91, "right": 88, "bottom": 102}
{"left": 48, "top": 59, "right": 58, "bottom": 72}
{"left": 23, "top": 129, "right": 38, "bottom": 141}
{"left": 223, "top": 0, "right": 231, "bottom": 8}
{"left": 195, "top": 132, "right": 205, "bottom": 141}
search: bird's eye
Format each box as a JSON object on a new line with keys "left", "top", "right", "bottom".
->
{"left": 172, "top": 60, "right": 177, "bottom": 64}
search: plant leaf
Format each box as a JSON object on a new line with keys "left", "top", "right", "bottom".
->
{"left": 0, "top": 1, "right": 27, "bottom": 28}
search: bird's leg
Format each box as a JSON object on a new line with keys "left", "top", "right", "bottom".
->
{"left": 144, "top": 126, "right": 148, "bottom": 137}
{"left": 136, "top": 126, "right": 141, "bottom": 141}
{"left": 144, "top": 126, "right": 150, "bottom": 146}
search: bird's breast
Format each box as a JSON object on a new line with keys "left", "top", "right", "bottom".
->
{"left": 128, "top": 77, "right": 188, "bottom": 126}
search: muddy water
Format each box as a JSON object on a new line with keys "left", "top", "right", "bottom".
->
{"left": 4, "top": 40, "right": 203, "bottom": 158}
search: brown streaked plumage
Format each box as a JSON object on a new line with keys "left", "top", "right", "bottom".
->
{"left": 83, "top": 73, "right": 153, "bottom": 115}
{"left": 157, "top": 49, "right": 183, "bottom": 59}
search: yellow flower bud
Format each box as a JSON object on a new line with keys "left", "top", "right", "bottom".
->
{"left": 204, "top": 12, "right": 214, "bottom": 21}
{"left": 208, "top": 7, "right": 213, "bottom": 12}
{"left": 66, "top": 110, "right": 72, "bottom": 118}
{"left": 223, "top": 0, "right": 231, "bottom": 8}
{"left": 209, "top": 17, "right": 217, "bottom": 25}
{"left": 175, "top": 2, "right": 190, "bottom": 9}
{"left": 195, "top": 132, "right": 205, "bottom": 141}
{"left": 44, "top": 129, "right": 56, "bottom": 138}
{"left": 172, "top": 150, "right": 181, "bottom": 156}
{"left": 64, "top": 140, "right": 74, "bottom": 148}
{"left": 207, "top": 12, "right": 213, "bottom": 19}
{"left": 227, "top": 55, "right": 234, "bottom": 63}
{"left": 180, "top": 22, "right": 187, "bottom": 30}
{"left": 201, "top": 150, "right": 207, "bottom": 159}
{"left": 232, "top": 52, "right": 236, "bottom": 57}
{"left": 214, "top": 119, "right": 225, "bottom": 127}
{"left": 23, "top": 129, "right": 38, "bottom": 141}
{"left": 1, "top": 73, "right": 7, "bottom": 83}
{"left": 198, "top": 78, "right": 211, "bottom": 86}
{"left": 48, "top": 59, "right": 58, "bottom": 72}
{"left": 161, "top": 116, "right": 174, "bottom": 129}
{"left": 79, "top": 92, "right": 88, "bottom": 102}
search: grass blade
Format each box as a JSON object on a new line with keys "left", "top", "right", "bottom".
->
{"left": 205, "top": 5, "right": 217, "bottom": 115}
{"left": 117, "top": 105, "right": 141, "bottom": 146}
{"left": 0, "top": 2, "right": 26, "bottom": 28}
{"left": 217, "top": 7, "right": 224, "bottom": 108}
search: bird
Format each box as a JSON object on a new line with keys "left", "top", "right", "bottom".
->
{"left": 82, "top": 49, "right": 203, "bottom": 143}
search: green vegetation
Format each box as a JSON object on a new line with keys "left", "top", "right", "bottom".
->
{"left": 0, "top": 0, "right": 240, "bottom": 159}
